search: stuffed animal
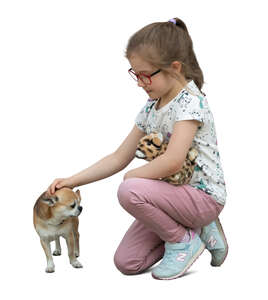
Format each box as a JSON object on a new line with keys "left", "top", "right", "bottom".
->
{"left": 135, "top": 132, "right": 198, "bottom": 185}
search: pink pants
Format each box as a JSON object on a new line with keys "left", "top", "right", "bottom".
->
{"left": 114, "top": 178, "right": 224, "bottom": 275}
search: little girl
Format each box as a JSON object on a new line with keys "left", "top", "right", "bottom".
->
{"left": 48, "top": 17, "right": 228, "bottom": 280}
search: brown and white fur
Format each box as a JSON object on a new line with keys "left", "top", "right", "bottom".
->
{"left": 136, "top": 132, "right": 198, "bottom": 185}
{"left": 33, "top": 188, "right": 83, "bottom": 273}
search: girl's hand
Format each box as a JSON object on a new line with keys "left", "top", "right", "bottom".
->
{"left": 47, "top": 177, "right": 75, "bottom": 194}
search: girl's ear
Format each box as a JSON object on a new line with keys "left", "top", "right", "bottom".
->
{"left": 171, "top": 61, "right": 183, "bottom": 73}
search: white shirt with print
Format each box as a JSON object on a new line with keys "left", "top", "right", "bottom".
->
{"left": 135, "top": 80, "right": 227, "bottom": 206}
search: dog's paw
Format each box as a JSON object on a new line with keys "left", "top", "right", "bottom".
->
{"left": 45, "top": 264, "right": 55, "bottom": 273}
{"left": 53, "top": 249, "right": 61, "bottom": 256}
{"left": 71, "top": 259, "right": 83, "bottom": 268}
{"left": 75, "top": 251, "right": 80, "bottom": 258}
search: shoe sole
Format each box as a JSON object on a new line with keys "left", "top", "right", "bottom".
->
{"left": 211, "top": 218, "right": 228, "bottom": 267}
{"left": 151, "top": 242, "right": 206, "bottom": 280}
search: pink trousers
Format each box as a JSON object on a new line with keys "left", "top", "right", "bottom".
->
{"left": 114, "top": 178, "right": 224, "bottom": 275}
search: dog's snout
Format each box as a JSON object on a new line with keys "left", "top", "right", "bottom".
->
{"left": 78, "top": 206, "right": 83, "bottom": 212}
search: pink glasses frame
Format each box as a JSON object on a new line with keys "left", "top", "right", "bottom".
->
{"left": 128, "top": 68, "right": 161, "bottom": 85}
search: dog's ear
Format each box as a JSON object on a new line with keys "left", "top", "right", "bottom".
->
{"left": 75, "top": 189, "right": 81, "bottom": 201}
{"left": 41, "top": 192, "right": 59, "bottom": 207}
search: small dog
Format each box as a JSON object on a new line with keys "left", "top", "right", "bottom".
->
{"left": 33, "top": 188, "right": 83, "bottom": 273}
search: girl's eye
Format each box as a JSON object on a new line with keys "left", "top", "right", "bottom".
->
{"left": 70, "top": 203, "right": 76, "bottom": 209}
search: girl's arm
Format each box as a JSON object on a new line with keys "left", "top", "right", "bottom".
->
{"left": 66, "top": 125, "right": 146, "bottom": 187}
{"left": 124, "top": 120, "right": 201, "bottom": 180}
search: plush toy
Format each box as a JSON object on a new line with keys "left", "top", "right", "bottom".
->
{"left": 135, "top": 132, "right": 198, "bottom": 185}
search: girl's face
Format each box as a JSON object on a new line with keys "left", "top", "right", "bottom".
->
{"left": 128, "top": 53, "right": 185, "bottom": 102}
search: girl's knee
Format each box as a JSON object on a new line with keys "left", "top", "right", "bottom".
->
{"left": 117, "top": 178, "right": 144, "bottom": 209}
{"left": 113, "top": 250, "right": 145, "bottom": 275}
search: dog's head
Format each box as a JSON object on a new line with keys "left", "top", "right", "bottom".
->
{"left": 41, "top": 188, "right": 83, "bottom": 219}
{"left": 135, "top": 132, "right": 164, "bottom": 161}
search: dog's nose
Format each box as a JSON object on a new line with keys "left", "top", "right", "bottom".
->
{"left": 78, "top": 206, "right": 83, "bottom": 212}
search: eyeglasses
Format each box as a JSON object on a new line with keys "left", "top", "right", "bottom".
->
{"left": 128, "top": 68, "right": 161, "bottom": 85}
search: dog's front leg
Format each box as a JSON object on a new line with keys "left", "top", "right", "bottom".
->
{"left": 65, "top": 232, "right": 83, "bottom": 269}
{"left": 72, "top": 218, "right": 80, "bottom": 257}
{"left": 40, "top": 239, "right": 55, "bottom": 273}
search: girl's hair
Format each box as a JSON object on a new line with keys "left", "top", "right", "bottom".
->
{"left": 125, "top": 17, "right": 205, "bottom": 94}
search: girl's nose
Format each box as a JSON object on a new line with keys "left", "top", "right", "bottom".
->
{"left": 137, "top": 78, "right": 146, "bottom": 88}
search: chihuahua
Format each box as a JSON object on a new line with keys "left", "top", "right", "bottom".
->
{"left": 33, "top": 188, "right": 83, "bottom": 273}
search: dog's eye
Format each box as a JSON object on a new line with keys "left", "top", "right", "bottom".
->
{"left": 70, "top": 203, "right": 76, "bottom": 209}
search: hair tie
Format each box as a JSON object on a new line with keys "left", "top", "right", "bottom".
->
{"left": 168, "top": 18, "right": 176, "bottom": 25}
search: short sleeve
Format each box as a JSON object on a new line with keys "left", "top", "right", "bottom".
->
{"left": 174, "top": 93, "right": 207, "bottom": 125}
{"left": 135, "top": 99, "right": 156, "bottom": 132}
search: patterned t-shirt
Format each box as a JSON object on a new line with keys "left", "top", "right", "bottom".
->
{"left": 135, "top": 80, "right": 227, "bottom": 206}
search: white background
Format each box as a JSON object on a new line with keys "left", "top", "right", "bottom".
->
{"left": 1, "top": 0, "right": 267, "bottom": 299}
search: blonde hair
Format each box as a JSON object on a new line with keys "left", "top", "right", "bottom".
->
{"left": 125, "top": 17, "right": 205, "bottom": 96}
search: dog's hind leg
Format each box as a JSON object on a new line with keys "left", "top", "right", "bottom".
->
{"left": 53, "top": 237, "right": 61, "bottom": 256}
{"left": 40, "top": 239, "right": 55, "bottom": 273}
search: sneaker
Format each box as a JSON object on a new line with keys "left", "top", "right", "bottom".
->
{"left": 200, "top": 217, "right": 228, "bottom": 266}
{"left": 151, "top": 230, "right": 205, "bottom": 280}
